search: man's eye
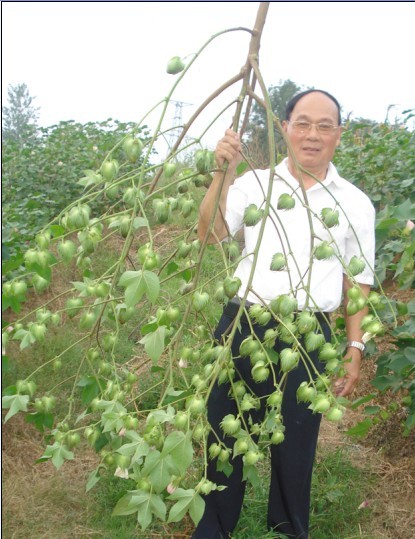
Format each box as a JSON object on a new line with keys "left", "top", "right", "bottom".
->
{"left": 319, "top": 124, "right": 334, "bottom": 131}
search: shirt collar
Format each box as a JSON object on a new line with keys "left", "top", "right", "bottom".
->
{"left": 276, "top": 158, "right": 343, "bottom": 191}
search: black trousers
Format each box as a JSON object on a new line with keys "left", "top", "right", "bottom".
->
{"left": 192, "top": 308, "right": 331, "bottom": 539}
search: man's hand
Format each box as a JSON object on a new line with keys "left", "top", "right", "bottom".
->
{"left": 197, "top": 129, "right": 242, "bottom": 244}
{"left": 215, "top": 128, "right": 242, "bottom": 170}
{"left": 334, "top": 348, "right": 362, "bottom": 397}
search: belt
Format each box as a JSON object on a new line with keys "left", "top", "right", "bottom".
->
{"left": 223, "top": 297, "right": 330, "bottom": 325}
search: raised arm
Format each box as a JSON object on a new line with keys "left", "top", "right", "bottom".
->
{"left": 198, "top": 129, "right": 243, "bottom": 244}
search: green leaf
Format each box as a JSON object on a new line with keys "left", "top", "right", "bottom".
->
{"left": 363, "top": 406, "right": 381, "bottom": 415}
{"left": 371, "top": 373, "right": 404, "bottom": 393}
{"left": 346, "top": 418, "right": 373, "bottom": 437}
{"left": 404, "top": 412, "right": 415, "bottom": 435}
{"left": 163, "top": 388, "right": 193, "bottom": 405}
{"left": 112, "top": 490, "right": 148, "bottom": 517}
{"left": 216, "top": 458, "right": 233, "bottom": 477}
{"left": 236, "top": 161, "right": 249, "bottom": 176}
{"left": 139, "top": 326, "right": 166, "bottom": 362}
{"left": 350, "top": 393, "right": 376, "bottom": 409}
{"left": 388, "top": 348, "right": 415, "bottom": 374}
{"left": 2, "top": 393, "right": 29, "bottom": 422}
{"left": 265, "top": 347, "right": 279, "bottom": 364}
{"left": 188, "top": 491, "right": 205, "bottom": 525}
{"left": 133, "top": 217, "right": 148, "bottom": 229}
{"left": 39, "top": 442, "right": 74, "bottom": 469}
{"left": 86, "top": 467, "right": 102, "bottom": 492}
{"left": 112, "top": 490, "right": 166, "bottom": 531}
{"left": 2, "top": 295, "right": 23, "bottom": 314}
{"left": 108, "top": 218, "right": 121, "bottom": 229}
{"left": 392, "top": 199, "right": 415, "bottom": 221}
{"left": 49, "top": 224, "right": 65, "bottom": 238}
{"left": 141, "top": 450, "right": 173, "bottom": 493}
{"left": 116, "top": 432, "right": 150, "bottom": 464}
{"left": 76, "top": 375, "right": 102, "bottom": 404}
{"left": 161, "top": 431, "right": 193, "bottom": 475}
{"left": 375, "top": 218, "right": 399, "bottom": 247}
{"left": 78, "top": 176, "right": 98, "bottom": 188}
{"left": 166, "top": 261, "right": 179, "bottom": 275}
{"left": 12, "top": 328, "right": 36, "bottom": 349}
{"left": 140, "top": 321, "right": 158, "bottom": 336}
{"left": 71, "top": 280, "right": 89, "bottom": 296}
{"left": 148, "top": 404, "right": 176, "bottom": 425}
{"left": 32, "top": 263, "right": 52, "bottom": 282}
{"left": 101, "top": 411, "right": 126, "bottom": 433}
{"left": 242, "top": 463, "right": 260, "bottom": 487}
{"left": 167, "top": 488, "right": 205, "bottom": 525}
{"left": 25, "top": 411, "right": 54, "bottom": 431}
{"left": 119, "top": 270, "right": 160, "bottom": 306}
{"left": 2, "top": 253, "right": 24, "bottom": 275}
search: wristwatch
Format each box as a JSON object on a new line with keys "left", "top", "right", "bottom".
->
{"left": 346, "top": 340, "right": 366, "bottom": 356}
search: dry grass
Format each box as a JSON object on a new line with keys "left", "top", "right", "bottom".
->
{"left": 319, "top": 405, "right": 415, "bottom": 539}
{"left": 1, "top": 415, "right": 101, "bottom": 539}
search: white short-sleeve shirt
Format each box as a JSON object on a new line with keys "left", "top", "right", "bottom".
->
{"left": 225, "top": 158, "right": 376, "bottom": 312}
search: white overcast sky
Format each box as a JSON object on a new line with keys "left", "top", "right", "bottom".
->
{"left": 2, "top": 1, "right": 414, "bottom": 149}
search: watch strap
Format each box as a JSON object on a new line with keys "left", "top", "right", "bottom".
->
{"left": 347, "top": 340, "right": 366, "bottom": 354}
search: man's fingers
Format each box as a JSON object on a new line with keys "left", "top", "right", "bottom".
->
{"left": 216, "top": 141, "right": 241, "bottom": 167}
{"left": 335, "top": 377, "right": 357, "bottom": 397}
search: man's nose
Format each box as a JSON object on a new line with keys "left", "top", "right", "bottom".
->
{"left": 306, "top": 124, "right": 320, "bottom": 138}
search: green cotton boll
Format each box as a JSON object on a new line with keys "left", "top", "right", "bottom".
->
{"left": 243, "top": 204, "right": 264, "bottom": 226}
{"left": 272, "top": 294, "right": 298, "bottom": 317}
{"left": 223, "top": 276, "right": 242, "bottom": 299}
{"left": 348, "top": 256, "right": 366, "bottom": 276}
{"left": 270, "top": 253, "right": 287, "bottom": 271}
{"left": 280, "top": 348, "right": 300, "bottom": 372}
{"left": 304, "top": 332, "right": 326, "bottom": 352}
{"left": 320, "top": 207, "right": 340, "bottom": 228}
{"left": 314, "top": 241, "right": 335, "bottom": 260}
{"left": 239, "top": 336, "right": 260, "bottom": 357}
{"left": 166, "top": 56, "right": 185, "bottom": 75}
{"left": 318, "top": 343, "right": 338, "bottom": 361}
{"left": 297, "top": 382, "right": 316, "bottom": 403}
{"left": 251, "top": 361, "right": 270, "bottom": 382}
{"left": 296, "top": 311, "right": 317, "bottom": 334}
{"left": 277, "top": 193, "right": 295, "bottom": 210}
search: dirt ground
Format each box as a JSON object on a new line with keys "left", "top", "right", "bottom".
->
{"left": 318, "top": 352, "right": 415, "bottom": 539}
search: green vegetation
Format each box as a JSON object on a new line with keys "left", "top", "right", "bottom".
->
{"left": 2, "top": 4, "right": 414, "bottom": 537}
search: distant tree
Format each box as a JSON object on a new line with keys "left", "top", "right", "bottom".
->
{"left": 2, "top": 83, "right": 40, "bottom": 145}
{"left": 244, "top": 79, "right": 305, "bottom": 166}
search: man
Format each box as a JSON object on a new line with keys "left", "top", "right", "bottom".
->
{"left": 193, "top": 90, "right": 375, "bottom": 538}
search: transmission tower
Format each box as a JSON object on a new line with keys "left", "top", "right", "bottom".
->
{"left": 167, "top": 100, "right": 193, "bottom": 152}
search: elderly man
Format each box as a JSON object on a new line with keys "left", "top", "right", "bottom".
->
{"left": 193, "top": 90, "right": 375, "bottom": 539}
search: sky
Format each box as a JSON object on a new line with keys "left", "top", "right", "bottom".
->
{"left": 2, "top": 1, "right": 414, "bottom": 150}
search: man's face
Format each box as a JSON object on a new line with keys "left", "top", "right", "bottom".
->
{"left": 282, "top": 92, "right": 342, "bottom": 176}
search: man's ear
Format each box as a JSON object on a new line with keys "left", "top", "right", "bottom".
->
{"left": 335, "top": 127, "right": 343, "bottom": 147}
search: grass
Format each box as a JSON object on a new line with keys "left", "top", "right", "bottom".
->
{"left": 228, "top": 446, "right": 374, "bottom": 539}
{"left": 310, "top": 448, "right": 374, "bottom": 538}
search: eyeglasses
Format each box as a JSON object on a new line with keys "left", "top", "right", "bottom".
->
{"left": 288, "top": 121, "right": 340, "bottom": 135}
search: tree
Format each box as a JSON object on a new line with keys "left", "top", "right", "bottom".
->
{"left": 244, "top": 79, "right": 304, "bottom": 166}
{"left": 2, "top": 83, "right": 40, "bottom": 145}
